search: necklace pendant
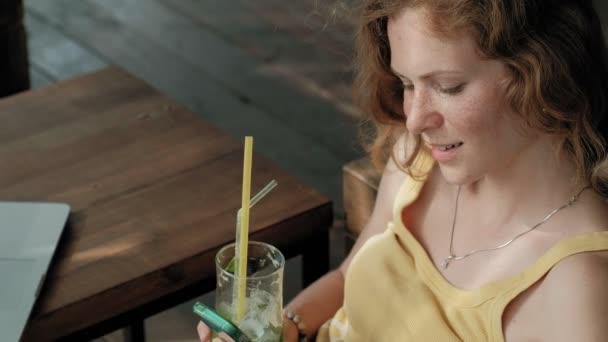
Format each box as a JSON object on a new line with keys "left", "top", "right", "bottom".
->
{"left": 440, "top": 255, "right": 454, "bottom": 269}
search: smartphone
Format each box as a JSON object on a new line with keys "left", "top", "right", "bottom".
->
{"left": 193, "top": 302, "right": 252, "bottom": 342}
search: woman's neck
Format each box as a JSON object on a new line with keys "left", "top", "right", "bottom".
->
{"left": 462, "top": 136, "right": 586, "bottom": 231}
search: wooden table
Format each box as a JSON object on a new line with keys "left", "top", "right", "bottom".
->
{"left": 2, "top": 67, "right": 332, "bottom": 341}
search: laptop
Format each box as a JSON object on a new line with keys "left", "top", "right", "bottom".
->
{"left": 0, "top": 202, "right": 70, "bottom": 342}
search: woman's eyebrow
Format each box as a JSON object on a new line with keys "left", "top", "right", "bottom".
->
{"left": 390, "top": 66, "right": 464, "bottom": 80}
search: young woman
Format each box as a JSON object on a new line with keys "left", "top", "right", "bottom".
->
{"left": 199, "top": 0, "right": 608, "bottom": 340}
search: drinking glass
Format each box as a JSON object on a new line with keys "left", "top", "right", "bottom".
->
{"left": 215, "top": 241, "right": 285, "bottom": 342}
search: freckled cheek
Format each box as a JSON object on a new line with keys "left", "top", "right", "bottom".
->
{"left": 464, "top": 109, "right": 496, "bottom": 133}
{"left": 442, "top": 100, "right": 496, "bottom": 138}
{"left": 449, "top": 82, "right": 508, "bottom": 131}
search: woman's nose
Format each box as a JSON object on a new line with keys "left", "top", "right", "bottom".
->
{"left": 404, "top": 91, "right": 443, "bottom": 135}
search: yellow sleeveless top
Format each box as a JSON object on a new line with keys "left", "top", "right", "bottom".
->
{"left": 316, "top": 153, "right": 608, "bottom": 342}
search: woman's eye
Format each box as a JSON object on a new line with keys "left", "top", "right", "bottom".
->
{"left": 439, "top": 83, "right": 465, "bottom": 95}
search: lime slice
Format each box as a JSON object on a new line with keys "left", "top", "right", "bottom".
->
{"left": 225, "top": 257, "right": 236, "bottom": 274}
{"left": 225, "top": 256, "right": 266, "bottom": 276}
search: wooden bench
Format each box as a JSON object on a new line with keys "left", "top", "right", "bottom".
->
{"left": 0, "top": 0, "right": 29, "bottom": 97}
{"left": 342, "top": 156, "right": 381, "bottom": 249}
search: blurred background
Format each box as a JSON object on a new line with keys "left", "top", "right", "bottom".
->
{"left": 5, "top": 0, "right": 608, "bottom": 340}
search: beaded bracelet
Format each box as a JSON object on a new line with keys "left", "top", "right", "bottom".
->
{"left": 284, "top": 309, "right": 307, "bottom": 342}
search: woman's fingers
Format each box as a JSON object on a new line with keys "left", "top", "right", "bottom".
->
{"left": 197, "top": 321, "right": 212, "bottom": 342}
{"left": 215, "top": 332, "right": 236, "bottom": 342}
{"left": 197, "top": 322, "right": 237, "bottom": 342}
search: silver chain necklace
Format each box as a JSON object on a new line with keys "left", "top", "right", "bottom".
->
{"left": 440, "top": 185, "right": 591, "bottom": 269}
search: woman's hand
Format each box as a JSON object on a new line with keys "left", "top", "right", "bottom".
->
{"left": 282, "top": 319, "right": 300, "bottom": 342}
{"left": 196, "top": 321, "right": 236, "bottom": 342}
{"left": 197, "top": 319, "right": 302, "bottom": 342}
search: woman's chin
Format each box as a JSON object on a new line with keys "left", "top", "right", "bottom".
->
{"left": 437, "top": 164, "right": 477, "bottom": 186}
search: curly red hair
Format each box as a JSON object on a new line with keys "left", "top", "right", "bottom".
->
{"left": 354, "top": 0, "right": 608, "bottom": 194}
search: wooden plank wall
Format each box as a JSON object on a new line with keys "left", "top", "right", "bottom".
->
{"left": 25, "top": 0, "right": 361, "bottom": 216}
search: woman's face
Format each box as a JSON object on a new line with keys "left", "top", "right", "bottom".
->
{"left": 388, "top": 7, "right": 535, "bottom": 184}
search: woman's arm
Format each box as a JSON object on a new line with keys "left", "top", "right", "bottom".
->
{"left": 538, "top": 252, "right": 608, "bottom": 342}
{"left": 282, "top": 269, "right": 345, "bottom": 339}
{"left": 283, "top": 137, "right": 410, "bottom": 339}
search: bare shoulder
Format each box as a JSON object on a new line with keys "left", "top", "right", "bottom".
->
{"left": 545, "top": 249, "right": 608, "bottom": 294}
{"left": 338, "top": 134, "right": 410, "bottom": 273}
{"left": 538, "top": 248, "right": 608, "bottom": 341}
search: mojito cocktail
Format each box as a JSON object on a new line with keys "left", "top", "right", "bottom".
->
{"left": 215, "top": 241, "right": 285, "bottom": 342}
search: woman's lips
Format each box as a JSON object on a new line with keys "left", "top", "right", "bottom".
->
{"left": 436, "top": 142, "right": 463, "bottom": 151}
{"left": 429, "top": 142, "right": 463, "bottom": 162}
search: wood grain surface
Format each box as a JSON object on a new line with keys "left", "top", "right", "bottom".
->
{"left": 2, "top": 67, "right": 332, "bottom": 340}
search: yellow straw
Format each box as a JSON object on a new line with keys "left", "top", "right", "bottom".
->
{"left": 236, "top": 136, "right": 253, "bottom": 321}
